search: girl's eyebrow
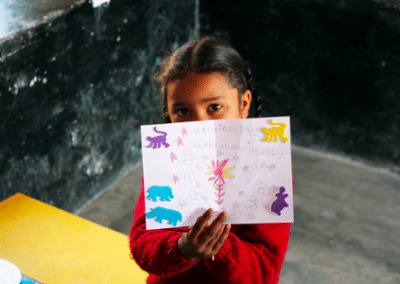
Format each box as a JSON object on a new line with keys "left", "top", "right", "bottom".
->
{"left": 200, "top": 96, "right": 224, "bottom": 102}
{"left": 172, "top": 96, "right": 224, "bottom": 107}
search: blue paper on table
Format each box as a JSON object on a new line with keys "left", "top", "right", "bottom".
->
{"left": 21, "top": 275, "right": 43, "bottom": 284}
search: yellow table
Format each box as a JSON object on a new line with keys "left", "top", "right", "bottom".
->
{"left": 0, "top": 193, "right": 148, "bottom": 283}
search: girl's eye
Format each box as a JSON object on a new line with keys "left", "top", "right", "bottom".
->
{"left": 208, "top": 104, "right": 221, "bottom": 112}
{"left": 177, "top": 108, "right": 189, "bottom": 116}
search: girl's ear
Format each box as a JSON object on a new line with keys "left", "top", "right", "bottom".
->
{"left": 240, "top": 90, "right": 252, "bottom": 119}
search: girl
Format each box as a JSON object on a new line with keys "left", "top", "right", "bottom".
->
{"left": 130, "top": 36, "right": 291, "bottom": 284}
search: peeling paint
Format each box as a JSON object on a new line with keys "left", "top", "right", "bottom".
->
{"left": 29, "top": 76, "right": 37, "bottom": 87}
{"left": 0, "top": 0, "right": 199, "bottom": 213}
{"left": 71, "top": 130, "right": 78, "bottom": 146}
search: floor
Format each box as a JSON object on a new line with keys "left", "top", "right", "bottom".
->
{"left": 76, "top": 145, "right": 400, "bottom": 284}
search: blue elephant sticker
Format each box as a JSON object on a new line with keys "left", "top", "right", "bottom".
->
{"left": 145, "top": 207, "right": 182, "bottom": 226}
{"left": 146, "top": 185, "right": 174, "bottom": 202}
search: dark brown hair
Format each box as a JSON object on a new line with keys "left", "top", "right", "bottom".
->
{"left": 156, "top": 36, "right": 262, "bottom": 122}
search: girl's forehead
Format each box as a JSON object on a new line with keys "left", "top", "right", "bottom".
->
{"left": 168, "top": 73, "right": 235, "bottom": 95}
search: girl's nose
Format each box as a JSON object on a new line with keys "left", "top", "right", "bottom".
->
{"left": 192, "top": 110, "right": 209, "bottom": 121}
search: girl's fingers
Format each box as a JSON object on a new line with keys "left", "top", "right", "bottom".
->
{"left": 212, "top": 224, "right": 231, "bottom": 252}
{"left": 188, "top": 209, "right": 214, "bottom": 241}
{"left": 206, "top": 223, "right": 225, "bottom": 248}
{"left": 184, "top": 210, "right": 230, "bottom": 259}
{"left": 203, "top": 212, "right": 228, "bottom": 246}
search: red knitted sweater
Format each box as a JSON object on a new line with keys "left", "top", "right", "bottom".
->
{"left": 129, "top": 177, "right": 291, "bottom": 284}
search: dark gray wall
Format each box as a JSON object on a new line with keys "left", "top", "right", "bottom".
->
{"left": 0, "top": 0, "right": 198, "bottom": 211}
{"left": 201, "top": 0, "right": 400, "bottom": 173}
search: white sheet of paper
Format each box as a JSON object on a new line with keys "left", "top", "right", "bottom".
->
{"left": 141, "top": 117, "right": 293, "bottom": 230}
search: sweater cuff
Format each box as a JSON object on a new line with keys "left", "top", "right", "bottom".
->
{"left": 166, "top": 233, "right": 200, "bottom": 268}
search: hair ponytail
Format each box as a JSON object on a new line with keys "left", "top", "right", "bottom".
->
{"left": 245, "top": 64, "right": 263, "bottom": 118}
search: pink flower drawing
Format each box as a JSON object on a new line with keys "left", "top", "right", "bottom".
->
{"left": 205, "top": 159, "right": 234, "bottom": 204}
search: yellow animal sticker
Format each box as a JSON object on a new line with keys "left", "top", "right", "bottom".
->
{"left": 262, "top": 119, "right": 289, "bottom": 143}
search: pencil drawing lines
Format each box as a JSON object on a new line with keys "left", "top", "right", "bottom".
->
{"left": 187, "top": 190, "right": 208, "bottom": 205}
{"left": 256, "top": 162, "right": 276, "bottom": 172}
{"left": 178, "top": 148, "right": 195, "bottom": 166}
{"left": 241, "top": 164, "right": 250, "bottom": 176}
{"left": 247, "top": 212, "right": 256, "bottom": 220}
{"left": 245, "top": 195, "right": 258, "bottom": 210}
{"left": 227, "top": 202, "right": 241, "bottom": 223}
{"left": 177, "top": 172, "right": 196, "bottom": 187}
{"left": 252, "top": 179, "right": 266, "bottom": 194}
{"left": 183, "top": 208, "right": 205, "bottom": 226}
{"left": 178, "top": 198, "right": 188, "bottom": 207}
{"left": 232, "top": 154, "right": 240, "bottom": 161}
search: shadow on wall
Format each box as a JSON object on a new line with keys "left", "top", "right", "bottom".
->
{"left": 200, "top": 0, "right": 400, "bottom": 173}
{"left": 0, "top": 0, "right": 198, "bottom": 211}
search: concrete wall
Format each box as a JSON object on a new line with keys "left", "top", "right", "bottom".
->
{"left": 2, "top": 0, "right": 399, "bottom": 211}
{"left": 0, "top": 0, "right": 198, "bottom": 211}
{"left": 200, "top": 0, "right": 400, "bottom": 173}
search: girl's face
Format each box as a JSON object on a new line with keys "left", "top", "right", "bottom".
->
{"left": 167, "top": 72, "right": 252, "bottom": 123}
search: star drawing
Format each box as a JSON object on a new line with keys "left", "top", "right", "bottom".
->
{"left": 173, "top": 174, "right": 179, "bottom": 184}
{"left": 176, "top": 137, "right": 184, "bottom": 147}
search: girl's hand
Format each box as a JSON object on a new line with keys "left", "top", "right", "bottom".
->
{"left": 177, "top": 209, "right": 231, "bottom": 261}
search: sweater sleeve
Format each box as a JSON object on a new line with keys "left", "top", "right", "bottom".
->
{"left": 129, "top": 177, "right": 200, "bottom": 278}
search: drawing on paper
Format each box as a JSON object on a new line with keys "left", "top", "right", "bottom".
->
{"left": 226, "top": 202, "right": 241, "bottom": 223}
{"left": 172, "top": 174, "right": 179, "bottom": 184}
{"left": 183, "top": 208, "right": 206, "bottom": 226}
{"left": 171, "top": 152, "right": 177, "bottom": 162}
{"left": 247, "top": 212, "right": 256, "bottom": 219}
{"left": 232, "top": 154, "right": 240, "bottom": 161}
{"left": 271, "top": 186, "right": 289, "bottom": 216}
{"left": 176, "top": 137, "right": 184, "bottom": 147}
{"left": 256, "top": 162, "right": 276, "bottom": 172}
{"left": 205, "top": 159, "right": 234, "bottom": 205}
{"left": 176, "top": 172, "right": 195, "bottom": 187}
{"left": 141, "top": 116, "right": 293, "bottom": 229}
{"left": 252, "top": 180, "right": 266, "bottom": 194}
{"left": 245, "top": 195, "right": 258, "bottom": 210}
{"left": 178, "top": 148, "right": 195, "bottom": 166}
{"left": 263, "top": 185, "right": 281, "bottom": 213}
{"left": 146, "top": 185, "right": 174, "bottom": 202}
{"left": 187, "top": 190, "right": 208, "bottom": 204}
{"left": 178, "top": 198, "right": 188, "bottom": 207}
{"left": 146, "top": 127, "right": 170, "bottom": 149}
{"left": 241, "top": 164, "right": 250, "bottom": 176}
{"left": 145, "top": 207, "right": 182, "bottom": 226}
{"left": 262, "top": 119, "right": 289, "bottom": 143}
